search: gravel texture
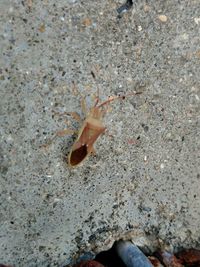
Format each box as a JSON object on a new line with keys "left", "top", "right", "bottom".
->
{"left": 0, "top": 0, "right": 200, "bottom": 266}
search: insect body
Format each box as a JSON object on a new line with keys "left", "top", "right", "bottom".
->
{"left": 68, "top": 106, "right": 105, "bottom": 167}
{"left": 68, "top": 93, "right": 141, "bottom": 167}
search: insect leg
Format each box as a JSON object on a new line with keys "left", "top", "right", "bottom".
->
{"left": 71, "top": 81, "right": 89, "bottom": 116}
{"left": 90, "top": 146, "right": 96, "bottom": 155}
{"left": 56, "top": 129, "right": 77, "bottom": 137}
{"left": 71, "top": 81, "right": 79, "bottom": 96}
{"left": 53, "top": 111, "right": 82, "bottom": 122}
{"left": 40, "top": 129, "right": 77, "bottom": 150}
{"left": 81, "top": 96, "right": 88, "bottom": 116}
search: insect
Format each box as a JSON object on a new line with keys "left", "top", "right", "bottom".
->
{"left": 68, "top": 91, "right": 141, "bottom": 167}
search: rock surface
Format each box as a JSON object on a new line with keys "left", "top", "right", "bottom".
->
{"left": 0, "top": 0, "right": 200, "bottom": 266}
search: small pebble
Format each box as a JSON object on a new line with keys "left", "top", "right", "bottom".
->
{"left": 38, "top": 24, "right": 45, "bottom": 32}
{"left": 160, "top": 163, "right": 165, "bottom": 169}
{"left": 144, "top": 5, "right": 150, "bottom": 13}
{"left": 82, "top": 18, "right": 92, "bottom": 27}
{"left": 158, "top": 15, "right": 168, "bottom": 22}
{"left": 194, "top": 17, "right": 200, "bottom": 25}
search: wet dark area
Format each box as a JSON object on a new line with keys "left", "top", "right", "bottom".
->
{"left": 95, "top": 242, "right": 126, "bottom": 267}
{"left": 75, "top": 241, "right": 200, "bottom": 267}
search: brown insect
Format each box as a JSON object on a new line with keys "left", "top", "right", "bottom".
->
{"left": 68, "top": 92, "right": 141, "bottom": 167}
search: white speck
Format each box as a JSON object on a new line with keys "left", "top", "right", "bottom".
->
{"left": 53, "top": 198, "right": 61, "bottom": 203}
{"left": 46, "top": 174, "right": 52, "bottom": 178}
{"left": 138, "top": 25, "right": 143, "bottom": 32}
{"left": 181, "top": 33, "right": 189, "bottom": 40}
{"left": 60, "top": 17, "right": 65, "bottom": 21}
{"left": 166, "top": 132, "right": 172, "bottom": 139}
{"left": 191, "top": 86, "right": 198, "bottom": 92}
{"left": 194, "top": 17, "right": 200, "bottom": 25}
{"left": 7, "top": 135, "right": 13, "bottom": 142}
{"left": 114, "top": 70, "right": 118, "bottom": 75}
{"left": 144, "top": 155, "right": 148, "bottom": 162}
{"left": 126, "top": 77, "right": 133, "bottom": 83}
{"left": 160, "top": 163, "right": 165, "bottom": 169}
{"left": 9, "top": 6, "right": 14, "bottom": 13}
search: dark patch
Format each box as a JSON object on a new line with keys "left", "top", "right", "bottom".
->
{"left": 88, "top": 234, "right": 96, "bottom": 243}
{"left": 70, "top": 144, "right": 88, "bottom": 166}
{"left": 117, "top": 0, "right": 133, "bottom": 17}
{"left": 39, "top": 246, "right": 45, "bottom": 252}
{"left": 91, "top": 71, "right": 96, "bottom": 79}
{"left": 141, "top": 123, "right": 149, "bottom": 132}
{"left": 95, "top": 242, "right": 126, "bottom": 267}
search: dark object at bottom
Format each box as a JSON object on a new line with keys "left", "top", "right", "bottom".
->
{"left": 115, "top": 240, "right": 153, "bottom": 267}
{"left": 154, "top": 251, "right": 184, "bottom": 267}
{"left": 117, "top": 0, "right": 133, "bottom": 15}
{"left": 176, "top": 249, "right": 200, "bottom": 266}
{"left": 73, "top": 245, "right": 200, "bottom": 267}
{"left": 74, "top": 260, "right": 105, "bottom": 267}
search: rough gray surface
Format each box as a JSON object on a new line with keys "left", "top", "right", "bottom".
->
{"left": 0, "top": 0, "right": 200, "bottom": 266}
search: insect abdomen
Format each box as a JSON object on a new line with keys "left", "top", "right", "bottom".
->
{"left": 69, "top": 144, "right": 88, "bottom": 166}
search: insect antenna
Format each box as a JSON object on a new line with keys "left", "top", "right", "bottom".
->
{"left": 97, "top": 91, "right": 142, "bottom": 108}
{"left": 91, "top": 69, "right": 101, "bottom": 107}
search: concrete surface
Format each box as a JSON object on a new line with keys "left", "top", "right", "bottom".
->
{"left": 0, "top": 0, "right": 200, "bottom": 266}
